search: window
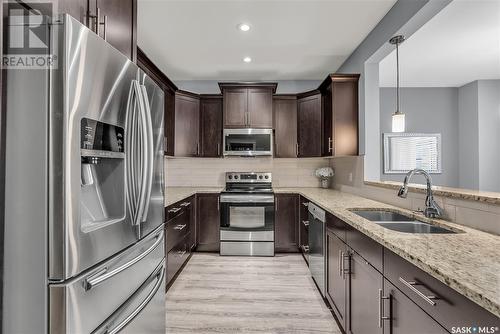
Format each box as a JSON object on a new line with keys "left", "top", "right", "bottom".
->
{"left": 383, "top": 133, "right": 442, "bottom": 174}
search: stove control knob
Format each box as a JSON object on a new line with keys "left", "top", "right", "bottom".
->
{"left": 228, "top": 175, "right": 233, "bottom": 179}
{"left": 264, "top": 175, "right": 269, "bottom": 179}
{"left": 234, "top": 175, "right": 239, "bottom": 179}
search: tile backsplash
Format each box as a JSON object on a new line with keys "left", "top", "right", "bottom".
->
{"left": 165, "top": 157, "right": 329, "bottom": 187}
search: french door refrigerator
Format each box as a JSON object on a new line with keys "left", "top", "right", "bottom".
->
{"left": 3, "top": 14, "right": 165, "bottom": 334}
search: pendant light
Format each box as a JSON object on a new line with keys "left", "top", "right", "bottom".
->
{"left": 390, "top": 35, "right": 405, "bottom": 132}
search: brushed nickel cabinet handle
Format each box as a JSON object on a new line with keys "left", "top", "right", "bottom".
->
{"left": 168, "top": 207, "right": 181, "bottom": 214}
{"left": 180, "top": 202, "right": 191, "bottom": 207}
{"left": 328, "top": 137, "right": 333, "bottom": 153}
{"left": 217, "top": 143, "right": 220, "bottom": 156}
{"left": 342, "top": 251, "right": 350, "bottom": 279}
{"left": 302, "top": 220, "right": 309, "bottom": 227}
{"left": 173, "top": 224, "right": 187, "bottom": 231}
{"left": 302, "top": 202, "right": 309, "bottom": 207}
{"left": 378, "top": 289, "right": 390, "bottom": 327}
{"left": 338, "top": 250, "right": 343, "bottom": 277}
{"left": 301, "top": 245, "right": 309, "bottom": 253}
{"left": 177, "top": 250, "right": 187, "bottom": 257}
{"left": 399, "top": 277, "right": 438, "bottom": 306}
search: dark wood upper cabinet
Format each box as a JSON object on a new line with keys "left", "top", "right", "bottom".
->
{"left": 247, "top": 88, "right": 273, "bottom": 128}
{"left": 220, "top": 83, "right": 276, "bottom": 128}
{"left": 273, "top": 96, "right": 298, "bottom": 158}
{"left": 297, "top": 92, "right": 322, "bottom": 157}
{"left": 223, "top": 88, "right": 247, "bottom": 128}
{"left": 137, "top": 48, "right": 178, "bottom": 156}
{"left": 274, "top": 194, "right": 299, "bottom": 253}
{"left": 175, "top": 91, "right": 200, "bottom": 157}
{"left": 200, "top": 95, "right": 223, "bottom": 157}
{"left": 92, "top": 0, "right": 136, "bottom": 61}
{"left": 319, "top": 74, "right": 359, "bottom": 156}
{"left": 196, "top": 193, "right": 220, "bottom": 252}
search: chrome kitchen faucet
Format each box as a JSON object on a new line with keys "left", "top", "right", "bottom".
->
{"left": 397, "top": 169, "right": 443, "bottom": 218}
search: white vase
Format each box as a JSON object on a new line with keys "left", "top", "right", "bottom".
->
{"left": 321, "top": 179, "right": 330, "bottom": 189}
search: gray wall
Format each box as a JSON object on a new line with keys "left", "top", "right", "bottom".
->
{"left": 379, "top": 88, "right": 459, "bottom": 187}
{"left": 174, "top": 80, "right": 321, "bottom": 94}
{"left": 458, "top": 81, "right": 479, "bottom": 190}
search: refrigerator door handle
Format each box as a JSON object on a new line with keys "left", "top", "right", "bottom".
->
{"left": 83, "top": 229, "right": 164, "bottom": 291}
{"left": 91, "top": 262, "right": 165, "bottom": 334}
{"left": 138, "top": 84, "right": 154, "bottom": 223}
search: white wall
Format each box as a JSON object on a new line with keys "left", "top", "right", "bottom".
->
{"left": 174, "top": 80, "right": 321, "bottom": 95}
{"left": 379, "top": 87, "right": 459, "bottom": 187}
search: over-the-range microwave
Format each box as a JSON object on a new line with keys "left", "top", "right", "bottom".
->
{"left": 223, "top": 128, "right": 273, "bottom": 156}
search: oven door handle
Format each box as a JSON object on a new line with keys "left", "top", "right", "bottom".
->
{"left": 219, "top": 194, "right": 275, "bottom": 203}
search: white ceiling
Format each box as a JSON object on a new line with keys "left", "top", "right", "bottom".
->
{"left": 137, "top": 0, "right": 397, "bottom": 81}
{"left": 379, "top": 0, "right": 500, "bottom": 88}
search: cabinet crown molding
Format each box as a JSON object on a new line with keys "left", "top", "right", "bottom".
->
{"left": 218, "top": 82, "right": 278, "bottom": 93}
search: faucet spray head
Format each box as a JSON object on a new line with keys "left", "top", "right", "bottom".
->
{"left": 397, "top": 186, "right": 408, "bottom": 198}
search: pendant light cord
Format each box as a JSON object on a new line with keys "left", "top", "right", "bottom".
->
{"left": 396, "top": 40, "right": 400, "bottom": 114}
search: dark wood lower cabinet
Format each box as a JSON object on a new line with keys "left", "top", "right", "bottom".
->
{"left": 326, "top": 230, "right": 348, "bottom": 331}
{"left": 196, "top": 193, "right": 220, "bottom": 252}
{"left": 383, "top": 279, "right": 447, "bottom": 334}
{"left": 274, "top": 194, "right": 299, "bottom": 252}
{"left": 349, "top": 252, "right": 383, "bottom": 334}
{"left": 298, "top": 196, "right": 309, "bottom": 258}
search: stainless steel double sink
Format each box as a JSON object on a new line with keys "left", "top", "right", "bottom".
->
{"left": 350, "top": 210, "right": 457, "bottom": 234}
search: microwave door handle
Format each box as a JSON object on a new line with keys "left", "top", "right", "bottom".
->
{"left": 139, "top": 84, "right": 154, "bottom": 223}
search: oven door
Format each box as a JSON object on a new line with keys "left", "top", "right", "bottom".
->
{"left": 220, "top": 194, "right": 274, "bottom": 241}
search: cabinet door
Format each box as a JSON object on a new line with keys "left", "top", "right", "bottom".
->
{"left": 298, "top": 196, "right": 309, "bottom": 257}
{"left": 297, "top": 94, "right": 322, "bottom": 157}
{"left": 94, "top": 0, "right": 136, "bottom": 60}
{"left": 322, "top": 84, "right": 333, "bottom": 156}
{"left": 273, "top": 97, "right": 297, "bottom": 157}
{"left": 175, "top": 93, "right": 200, "bottom": 157}
{"left": 332, "top": 81, "right": 358, "bottom": 156}
{"left": 384, "top": 279, "right": 448, "bottom": 334}
{"left": 223, "top": 89, "right": 247, "bottom": 128}
{"left": 196, "top": 194, "right": 220, "bottom": 252}
{"left": 200, "top": 97, "right": 223, "bottom": 157}
{"left": 57, "top": 0, "right": 91, "bottom": 25}
{"left": 326, "top": 230, "right": 348, "bottom": 331}
{"left": 349, "top": 251, "right": 383, "bottom": 334}
{"left": 274, "top": 194, "right": 299, "bottom": 252}
{"left": 248, "top": 88, "right": 273, "bottom": 128}
{"left": 164, "top": 86, "right": 176, "bottom": 156}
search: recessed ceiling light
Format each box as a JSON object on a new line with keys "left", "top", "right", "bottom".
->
{"left": 238, "top": 23, "right": 251, "bottom": 32}
{"left": 243, "top": 57, "right": 252, "bottom": 63}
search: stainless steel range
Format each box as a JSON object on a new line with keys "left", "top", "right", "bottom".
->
{"left": 220, "top": 172, "right": 275, "bottom": 256}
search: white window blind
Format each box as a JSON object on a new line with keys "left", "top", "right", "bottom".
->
{"left": 383, "top": 133, "right": 442, "bottom": 174}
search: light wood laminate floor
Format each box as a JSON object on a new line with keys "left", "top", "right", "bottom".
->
{"left": 166, "top": 253, "right": 341, "bottom": 334}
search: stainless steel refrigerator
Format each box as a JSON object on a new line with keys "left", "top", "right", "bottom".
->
{"left": 3, "top": 14, "right": 165, "bottom": 333}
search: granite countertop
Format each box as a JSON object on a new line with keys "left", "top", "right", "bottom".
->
{"left": 164, "top": 186, "right": 500, "bottom": 317}
{"left": 274, "top": 187, "right": 500, "bottom": 318}
{"left": 165, "top": 187, "right": 224, "bottom": 207}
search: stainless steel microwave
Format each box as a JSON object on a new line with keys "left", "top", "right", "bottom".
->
{"left": 223, "top": 129, "right": 273, "bottom": 156}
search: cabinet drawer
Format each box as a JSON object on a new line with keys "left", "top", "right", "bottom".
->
{"left": 165, "top": 198, "right": 193, "bottom": 222}
{"left": 384, "top": 250, "right": 499, "bottom": 331}
{"left": 166, "top": 210, "right": 190, "bottom": 253}
{"left": 166, "top": 237, "right": 190, "bottom": 287}
{"left": 326, "top": 212, "right": 347, "bottom": 241}
{"left": 346, "top": 225, "right": 382, "bottom": 272}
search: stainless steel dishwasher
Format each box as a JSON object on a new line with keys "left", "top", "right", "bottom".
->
{"left": 308, "top": 202, "right": 326, "bottom": 297}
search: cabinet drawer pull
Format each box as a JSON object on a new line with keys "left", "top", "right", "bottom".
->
{"left": 173, "top": 224, "right": 187, "bottom": 231}
{"left": 378, "top": 289, "right": 391, "bottom": 327}
{"left": 302, "top": 202, "right": 309, "bottom": 207}
{"left": 398, "top": 277, "right": 437, "bottom": 306}
{"left": 180, "top": 202, "right": 191, "bottom": 207}
{"left": 328, "top": 137, "right": 333, "bottom": 153}
{"left": 177, "top": 250, "right": 187, "bottom": 257}
{"left": 341, "top": 251, "right": 350, "bottom": 279}
{"left": 168, "top": 207, "right": 181, "bottom": 214}
{"left": 302, "top": 220, "right": 309, "bottom": 227}
{"left": 338, "top": 250, "right": 343, "bottom": 277}
{"left": 301, "top": 245, "right": 309, "bottom": 253}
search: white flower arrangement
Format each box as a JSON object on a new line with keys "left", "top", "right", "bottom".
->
{"left": 315, "top": 167, "right": 334, "bottom": 179}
